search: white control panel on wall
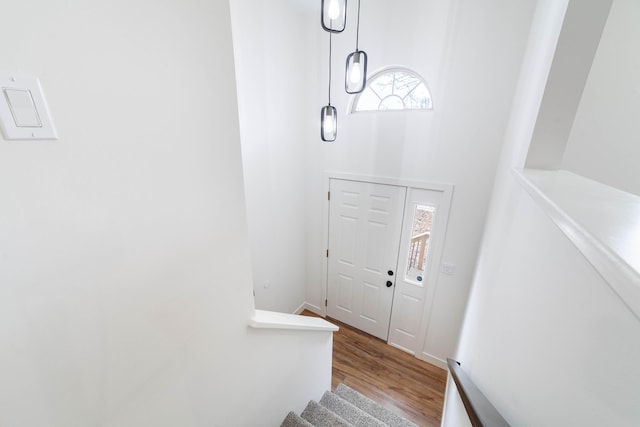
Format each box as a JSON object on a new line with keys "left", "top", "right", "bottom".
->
{"left": 0, "top": 75, "right": 57, "bottom": 140}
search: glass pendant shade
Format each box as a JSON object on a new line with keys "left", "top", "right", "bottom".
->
{"left": 321, "top": 105, "right": 337, "bottom": 142}
{"left": 345, "top": 50, "right": 368, "bottom": 93}
{"left": 321, "top": 0, "right": 347, "bottom": 33}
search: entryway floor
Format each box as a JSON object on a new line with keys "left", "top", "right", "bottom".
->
{"left": 301, "top": 310, "right": 447, "bottom": 426}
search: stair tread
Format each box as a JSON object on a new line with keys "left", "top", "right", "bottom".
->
{"left": 280, "top": 384, "right": 418, "bottom": 427}
{"left": 280, "top": 411, "right": 315, "bottom": 427}
{"left": 335, "top": 384, "right": 418, "bottom": 427}
{"left": 319, "top": 391, "right": 386, "bottom": 427}
{"left": 301, "top": 400, "right": 352, "bottom": 427}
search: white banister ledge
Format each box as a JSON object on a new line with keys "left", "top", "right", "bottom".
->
{"left": 249, "top": 309, "right": 339, "bottom": 332}
{"left": 513, "top": 168, "right": 640, "bottom": 321}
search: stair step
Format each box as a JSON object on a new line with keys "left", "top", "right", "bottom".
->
{"left": 319, "top": 391, "right": 386, "bottom": 427}
{"left": 335, "top": 384, "right": 418, "bottom": 427}
{"left": 280, "top": 411, "right": 315, "bottom": 427}
{"left": 301, "top": 400, "right": 351, "bottom": 427}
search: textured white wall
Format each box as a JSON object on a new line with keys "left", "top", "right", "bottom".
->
{"left": 0, "top": 1, "right": 332, "bottom": 425}
{"left": 230, "top": 0, "right": 537, "bottom": 365}
{"left": 524, "top": 0, "right": 612, "bottom": 170}
{"left": 229, "top": 0, "right": 318, "bottom": 313}
{"left": 303, "top": 0, "right": 537, "bottom": 364}
{"left": 562, "top": 0, "right": 640, "bottom": 196}
{"left": 444, "top": 0, "right": 640, "bottom": 425}
{"left": 442, "top": 0, "right": 567, "bottom": 422}
{"left": 450, "top": 182, "right": 640, "bottom": 426}
{"left": 442, "top": 382, "right": 473, "bottom": 427}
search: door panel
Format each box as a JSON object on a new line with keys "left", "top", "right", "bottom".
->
{"left": 387, "top": 188, "right": 444, "bottom": 354}
{"left": 336, "top": 274, "right": 354, "bottom": 311}
{"left": 327, "top": 179, "right": 406, "bottom": 340}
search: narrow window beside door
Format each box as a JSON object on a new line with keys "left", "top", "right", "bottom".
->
{"left": 405, "top": 204, "right": 436, "bottom": 285}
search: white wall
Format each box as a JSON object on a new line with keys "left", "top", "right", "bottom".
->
{"left": 0, "top": 1, "right": 332, "bottom": 425}
{"left": 524, "top": 0, "right": 612, "bottom": 171}
{"left": 304, "top": 0, "right": 537, "bottom": 364}
{"left": 230, "top": 0, "right": 538, "bottom": 366}
{"left": 229, "top": 0, "right": 318, "bottom": 313}
{"left": 562, "top": 0, "right": 640, "bottom": 196}
{"left": 231, "top": 1, "right": 574, "bottom": 382}
{"left": 451, "top": 183, "right": 640, "bottom": 426}
{"left": 444, "top": 0, "right": 640, "bottom": 425}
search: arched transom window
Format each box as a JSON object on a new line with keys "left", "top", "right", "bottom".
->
{"left": 351, "top": 67, "right": 433, "bottom": 113}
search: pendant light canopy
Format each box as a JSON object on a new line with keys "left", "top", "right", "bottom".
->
{"left": 321, "top": 0, "right": 347, "bottom": 33}
{"left": 321, "top": 33, "right": 337, "bottom": 142}
{"left": 345, "top": 0, "right": 367, "bottom": 93}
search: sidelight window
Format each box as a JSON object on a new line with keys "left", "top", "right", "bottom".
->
{"left": 405, "top": 204, "right": 436, "bottom": 284}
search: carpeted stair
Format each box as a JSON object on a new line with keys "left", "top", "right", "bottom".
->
{"left": 281, "top": 384, "right": 417, "bottom": 427}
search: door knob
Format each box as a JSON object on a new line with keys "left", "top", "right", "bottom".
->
{"left": 386, "top": 281, "right": 393, "bottom": 287}
{"left": 387, "top": 270, "right": 394, "bottom": 276}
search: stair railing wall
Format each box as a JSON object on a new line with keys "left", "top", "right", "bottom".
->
{"left": 447, "top": 359, "right": 510, "bottom": 427}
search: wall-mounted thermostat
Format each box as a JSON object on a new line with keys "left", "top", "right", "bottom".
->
{"left": 0, "top": 75, "right": 58, "bottom": 140}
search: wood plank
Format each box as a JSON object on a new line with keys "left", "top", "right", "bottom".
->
{"left": 302, "top": 310, "right": 447, "bottom": 426}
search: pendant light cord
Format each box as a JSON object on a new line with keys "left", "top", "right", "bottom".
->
{"left": 355, "top": 0, "right": 361, "bottom": 50}
{"left": 328, "top": 33, "right": 333, "bottom": 105}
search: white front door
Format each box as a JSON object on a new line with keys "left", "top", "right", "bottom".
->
{"left": 326, "top": 179, "right": 406, "bottom": 340}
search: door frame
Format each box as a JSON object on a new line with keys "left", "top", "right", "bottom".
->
{"left": 321, "top": 172, "right": 454, "bottom": 368}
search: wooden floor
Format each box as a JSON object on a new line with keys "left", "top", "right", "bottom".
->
{"left": 302, "top": 311, "right": 448, "bottom": 426}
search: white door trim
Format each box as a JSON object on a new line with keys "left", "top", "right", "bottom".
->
{"left": 321, "top": 172, "right": 454, "bottom": 358}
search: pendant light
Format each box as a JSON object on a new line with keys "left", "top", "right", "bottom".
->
{"left": 345, "top": 0, "right": 367, "bottom": 93}
{"left": 321, "top": 33, "right": 337, "bottom": 142}
{"left": 321, "top": 0, "right": 347, "bottom": 33}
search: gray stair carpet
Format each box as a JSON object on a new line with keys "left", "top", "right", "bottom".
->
{"left": 335, "top": 384, "right": 417, "bottom": 427}
{"left": 280, "top": 411, "right": 314, "bottom": 427}
{"left": 319, "top": 391, "right": 387, "bottom": 427}
{"left": 280, "top": 384, "right": 417, "bottom": 427}
{"left": 301, "top": 400, "right": 352, "bottom": 427}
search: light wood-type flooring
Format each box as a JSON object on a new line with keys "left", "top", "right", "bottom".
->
{"left": 302, "top": 310, "right": 448, "bottom": 426}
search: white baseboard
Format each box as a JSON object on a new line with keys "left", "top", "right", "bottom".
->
{"left": 388, "top": 342, "right": 416, "bottom": 356}
{"left": 294, "top": 302, "right": 324, "bottom": 317}
{"left": 293, "top": 302, "right": 306, "bottom": 315}
{"left": 418, "top": 352, "right": 448, "bottom": 371}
